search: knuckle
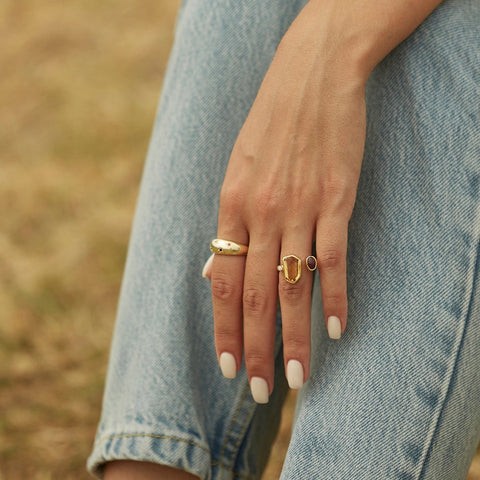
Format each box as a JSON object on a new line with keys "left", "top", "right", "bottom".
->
{"left": 243, "top": 287, "right": 268, "bottom": 316}
{"left": 219, "top": 183, "right": 243, "bottom": 215}
{"left": 234, "top": 135, "right": 257, "bottom": 162}
{"left": 284, "top": 336, "right": 309, "bottom": 357}
{"left": 317, "top": 249, "right": 344, "bottom": 271}
{"left": 324, "top": 291, "right": 347, "bottom": 307}
{"left": 283, "top": 319, "right": 310, "bottom": 358}
{"left": 278, "top": 281, "right": 304, "bottom": 304}
{"left": 251, "top": 188, "right": 282, "bottom": 222}
{"left": 211, "top": 273, "right": 238, "bottom": 302}
{"left": 320, "top": 178, "right": 356, "bottom": 218}
{"left": 322, "top": 176, "right": 350, "bottom": 197}
{"left": 245, "top": 347, "right": 269, "bottom": 369}
{"left": 215, "top": 324, "right": 240, "bottom": 342}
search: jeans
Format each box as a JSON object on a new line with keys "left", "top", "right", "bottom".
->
{"left": 87, "top": 0, "right": 480, "bottom": 478}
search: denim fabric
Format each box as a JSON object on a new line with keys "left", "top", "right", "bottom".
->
{"left": 87, "top": 0, "right": 480, "bottom": 478}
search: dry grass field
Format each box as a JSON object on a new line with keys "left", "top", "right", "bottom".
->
{"left": 0, "top": 1, "right": 478, "bottom": 479}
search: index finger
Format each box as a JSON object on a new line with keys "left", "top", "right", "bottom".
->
{"left": 210, "top": 234, "right": 248, "bottom": 380}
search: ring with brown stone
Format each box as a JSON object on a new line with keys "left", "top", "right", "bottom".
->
{"left": 306, "top": 255, "right": 317, "bottom": 271}
{"left": 277, "top": 254, "right": 302, "bottom": 284}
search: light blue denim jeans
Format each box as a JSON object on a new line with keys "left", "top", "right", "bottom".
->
{"left": 87, "top": 0, "right": 480, "bottom": 478}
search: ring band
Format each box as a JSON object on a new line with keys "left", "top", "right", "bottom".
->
{"left": 210, "top": 238, "right": 248, "bottom": 255}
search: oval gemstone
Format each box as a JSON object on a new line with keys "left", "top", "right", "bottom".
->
{"left": 306, "top": 256, "right": 317, "bottom": 271}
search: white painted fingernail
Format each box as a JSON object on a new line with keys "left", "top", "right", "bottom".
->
{"left": 327, "top": 316, "right": 342, "bottom": 339}
{"left": 219, "top": 352, "right": 237, "bottom": 379}
{"left": 250, "top": 377, "right": 269, "bottom": 404}
{"left": 202, "top": 253, "right": 214, "bottom": 278}
{"left": 286, "top": 360, "right": 304, "bottom": 389}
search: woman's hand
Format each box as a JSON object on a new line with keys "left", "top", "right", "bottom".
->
{"left": 208, "top": 0, "right": 367, "bottom": 403}
{"left": 205, "top": 0, "right": 443, "bottom": 403}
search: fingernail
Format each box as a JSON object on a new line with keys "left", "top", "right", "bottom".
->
{"left": 219, "top": 352, "right": 237, "bottom": 379}
{"left": 202, "top": 253, "right": 214, "bottom": 278}
{"left": 327, "top": 315, "right": 342, "bottom": 339}
{"left": 286, "top": 359, "right": 304, "bottom": 389}
{"left": 250, "top": 377, "right": 269, "bottom": 404}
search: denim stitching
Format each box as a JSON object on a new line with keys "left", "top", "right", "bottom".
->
{"left": 94, "top": 432, "right": 210, "bottom": 453}
{"left": 211, "top": 461, "right": 251, "bottom": 479}
{"left": 218, "top": 381, "right": 253, "bottom": 462}
{"left": 227, "top": 402, "right": 257, "bottom": 464}
{"left": 227, "top": 329, "right": 286, "bottom": 466}
{"left": 415, "top": 219, "right": 480, "bottom": 478}
{"left": 95, "top": 433, "right": 252, "bottom": 478}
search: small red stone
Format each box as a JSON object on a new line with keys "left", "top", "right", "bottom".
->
{"left": 306, "top": 256, "right": 317, "bottom": 271}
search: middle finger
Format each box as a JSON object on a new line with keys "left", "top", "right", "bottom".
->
{"left": 243, "top": 233, "right": 280, "bottom": 404}
{"left": 278, "top": 233, "right": 315, "bottom": 391}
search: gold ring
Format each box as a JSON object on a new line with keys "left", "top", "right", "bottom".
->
{"left": 277, "top": 255, "right": 317, "bottom": 283}
{"left": 306, "top": 255, "right": 317, "bottom": 271}
{"left": 210, "top": 238, "right": 248, "bottom": 256}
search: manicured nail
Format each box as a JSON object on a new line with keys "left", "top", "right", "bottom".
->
{"left": 286, "top": 360, "right": 304, "bottom": 389}
{"left": 250, "top": 377, "right": 269, "bottom": 404}
{"left": 219, "top": 352, "right": 237, "bottom": 379}
{"left": 327, "top": 316, "right": 342, "bottom": 339}
{"left": 202, "top": 253, "right": 214, "bottom": 278}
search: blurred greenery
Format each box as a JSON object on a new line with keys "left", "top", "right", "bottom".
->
{"left": 0, "top": 1, "right": 478, "bottom": 479}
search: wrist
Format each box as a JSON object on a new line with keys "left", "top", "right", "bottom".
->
{"left": 279, "top": 0, "right": 443, "bottom": 86}
{"left": 276, "top": 0, "right": 378, "bottom": 92}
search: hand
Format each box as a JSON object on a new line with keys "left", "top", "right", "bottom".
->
{"left": 204, "top": 0, "right": 443, "bottom": 403}
{"left": 205, "top": 3, "right": 366, "bottom": 403}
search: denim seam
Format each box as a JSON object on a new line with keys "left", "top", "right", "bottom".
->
{"left": 211, "top": 461, "right": 251, "bottom": 479}
{"left": 94, "top": 432, "right": 210, "bottom": 454}
{"left": 219, "top": 384, "right": 249, "bottom": 460}
{"left": 94, "top": 433, "right": 251, "bottom": 479}
{"left": 415, "top": 216, "right": 480, "bottom": 479}
{"left": 228, "top": 401, "right": 257, "bottom": 464}
{"left": 218, "top": 381, "right": 257, "bottom": 465}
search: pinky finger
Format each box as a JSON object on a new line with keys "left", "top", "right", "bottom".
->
{"left": 315, "top": 218, "right": 349, "bottom": 340}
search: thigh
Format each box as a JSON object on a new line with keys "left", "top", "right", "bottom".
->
{"left": 282, "top": 1, "right": 480, "bottom": 479}
{"left": 88, "top": 1, "right": 309, "bottom": 479}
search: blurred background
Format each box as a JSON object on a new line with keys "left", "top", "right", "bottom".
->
{"left": 0, "top": 1, "right": 478, "bottom": 479}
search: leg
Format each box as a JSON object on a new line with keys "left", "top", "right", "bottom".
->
{"left": 87, "top": 1, "right": 309, "bottom": 479}
{"left": 282, "top": 1, "right": 480, "bottom": 478}
{"left": 104, "top": 461, "right": 199, "bottom": 480}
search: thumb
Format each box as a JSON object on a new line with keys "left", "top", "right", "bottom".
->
{"left": 202, "top": 253, "right": 214, "bottom": 279}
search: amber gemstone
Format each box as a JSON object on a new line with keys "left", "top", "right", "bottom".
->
{"left": 282, "top": 255, "right": 301, "bottom": 284}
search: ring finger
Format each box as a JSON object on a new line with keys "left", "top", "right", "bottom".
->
{"left": 278, "top": 233, "right": 316, "bottom": 391}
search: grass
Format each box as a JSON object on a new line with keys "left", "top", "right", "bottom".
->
{"left": 0, "top": 1, "right": 478, "bottom": 479}
{"left": 1, "top": 1, "right": 181, "bottom": 478}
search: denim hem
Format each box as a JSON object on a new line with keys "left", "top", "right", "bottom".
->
{"left": 87, "top": 432, "right": 252, "bottom": 480}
